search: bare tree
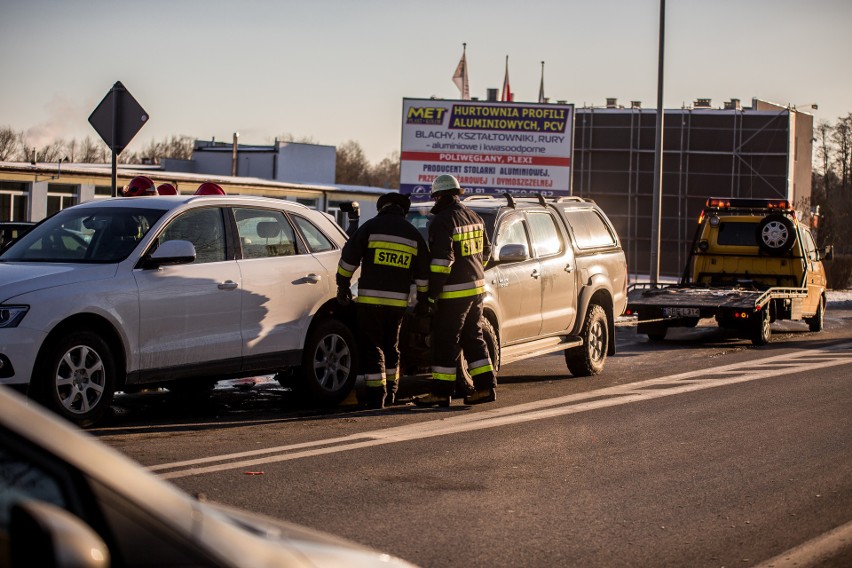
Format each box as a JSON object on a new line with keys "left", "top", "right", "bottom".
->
{"left": 335, "top": 140, "right": 371, "bottom": 185}
{"left": 831, "top": 113, "right": 852, "bottom": 192}
{"left": 277, "top": 133, "right": 320, "bottom": 144}
{"left": 371, "top": 151, "right": 400, "bottom": 189}
{"left": 0, "top": 126, "right": 20, "bottom": 161}
{"left": 78, "top": 136, "right": 107, "bottom": 163}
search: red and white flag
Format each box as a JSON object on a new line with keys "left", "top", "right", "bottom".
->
{"left": 452, "top": 44, "right": 470, "bottom": 100}
{"left": 501, "top": 55, "right": 512, "bottom": 102}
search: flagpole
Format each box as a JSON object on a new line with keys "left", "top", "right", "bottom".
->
{"left": 539, "top": 61, "right": 545, "bottom": 103}
{"left": 462, "top": 42, "right": 468, "bottom": 100}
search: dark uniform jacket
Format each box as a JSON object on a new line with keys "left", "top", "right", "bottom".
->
{"left": 428, "top": 196, "right": 492, "bottom": 300}
{"left": 336, "top": 205, "right": 429, "bottom": 307}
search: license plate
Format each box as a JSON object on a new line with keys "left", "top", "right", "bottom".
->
{"left": 662, "top": 307, "right": 700, "bottom": 317}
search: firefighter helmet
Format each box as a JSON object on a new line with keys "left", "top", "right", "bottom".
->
{"left": 430, "top": 174, "right": 463, "bottom": 198}
{"left": 194, "top": 182, "right": 225, "bottom": 195}
{"left": 122, "top": 176, "right": 156, "bottom": 197}
{"left": 376, "top": 192, "right": 411, "bottom": 214}
{"left": 157, "top": 183, "right": 178, "bottom": 195}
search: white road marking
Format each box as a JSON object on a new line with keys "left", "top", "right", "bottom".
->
{"left": 754, "top": 519, "right": 852, "bottom": 568}
{"left": 153, "top": 343, "right": 852, "bottom": 480}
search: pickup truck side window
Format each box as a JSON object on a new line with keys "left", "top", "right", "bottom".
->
{"left": 527, "top": 212, "right": 563, "bottom": 258}
{"left": 495, "top": 217, "right": 531, "bottom": 257}
{"left": 562, "top": 209, "right": 617, "bottom": 249}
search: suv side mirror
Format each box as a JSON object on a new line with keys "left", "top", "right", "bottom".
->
{"left": 495, "top": 243, "right": 529, "bottom": 263}
{"left": 822, "top": 245, "right": 834, "bottom": 261}
{"left": 141, "top": 239, "right": 196, "bottom": 269}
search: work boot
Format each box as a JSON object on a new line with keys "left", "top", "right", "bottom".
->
{"left": 464, "top": 388, "right": 496, "bottom": 405}
{"left": 413, "top": 393, "right": 451, "bottom": 408}
{"left": 385, "top": 381, "right": 398, "bottom": 407}
{"left": 364, "top": 386, "right": 386, "bottom": 410}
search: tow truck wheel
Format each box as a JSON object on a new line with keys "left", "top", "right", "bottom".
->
{"left": 565, "top": 304, "right": 607, "bottom": 376}
{"left": 806, "top": 297, "right": 825, "bottom": 332}
{"left": 750, "top": 308, "right": 771, "bottom": 346}
{"left": 757, "top": 215, "right": 796, "bottom": 256}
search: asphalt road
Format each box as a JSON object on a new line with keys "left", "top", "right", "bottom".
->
{"left": 94, "top": 307, "right": 852, "bottom": 568}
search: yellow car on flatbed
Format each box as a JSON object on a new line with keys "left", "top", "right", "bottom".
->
{"left": 628, "top": 197, "right": 833, "bottom": 345}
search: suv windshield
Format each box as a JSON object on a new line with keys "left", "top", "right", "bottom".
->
{"left": 406, "top": 207, "right": 496, "bottom": 242}
{"left": 0, "top": 207, "right": 165, "bottom": 263}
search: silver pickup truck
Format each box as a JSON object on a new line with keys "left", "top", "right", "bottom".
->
{"left": 405, "top": 194, "right": 628, "bottom": 378}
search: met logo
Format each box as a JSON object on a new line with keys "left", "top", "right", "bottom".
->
{"left": 375, "top": 249, "right": 412, "bottom": 269}
{"left": 406, "top": 107, "right": 447, "bottom": 125}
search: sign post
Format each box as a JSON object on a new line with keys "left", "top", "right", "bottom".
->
{"left": 88, "top": 81, "right": 149, "bottom": 196}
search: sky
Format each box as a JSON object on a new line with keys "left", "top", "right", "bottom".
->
{"left": 2, "top": 0, "right": 850, "bottom": 164}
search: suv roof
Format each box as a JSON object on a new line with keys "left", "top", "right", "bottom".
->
{"left": 410, "top": 194, "right": 600, "bottom": 213}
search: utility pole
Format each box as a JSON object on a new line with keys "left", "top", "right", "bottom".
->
{"left": 649, "top": 0, "right": 665, "bottom": 284}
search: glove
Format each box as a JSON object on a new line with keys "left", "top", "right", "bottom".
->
{"left": 336, "top": 286, "right": 353, "bottom": 306}
{"left": 414, "top": 295, "right": 436, "bottom": 316}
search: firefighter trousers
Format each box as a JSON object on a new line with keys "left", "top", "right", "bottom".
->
{"left": 355, "top": 304, "right": 405, "bottom": 404}
{"left": 430, "top": 295, "right": 496, "bottom": 396}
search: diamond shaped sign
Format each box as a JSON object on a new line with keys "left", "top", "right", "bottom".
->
{"left": 88, "top": 81, "right": 149, "bottom": 154}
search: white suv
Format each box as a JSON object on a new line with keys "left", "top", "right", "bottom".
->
{"left": 0, "top": 195, "right": 357, "bottom": 426}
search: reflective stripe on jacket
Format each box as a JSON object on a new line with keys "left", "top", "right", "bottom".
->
{"left": 428, "top": 197, "right": 491, "bottom": 300}
{"left": 336, "top": 205, "right": 430, "bottom": 306}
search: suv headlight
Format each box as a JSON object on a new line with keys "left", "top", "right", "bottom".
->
{"left": 0, "top": 306, "right": 28, "bottom": 328}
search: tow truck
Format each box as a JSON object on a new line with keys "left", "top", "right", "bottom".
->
{"left": 627, "top": 198, "right": 833, "bottom": 345}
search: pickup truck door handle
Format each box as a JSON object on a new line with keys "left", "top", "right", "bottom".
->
{"left": 564, "top": 263, "right": 573, "bottom": 273}
{"left": 531, "top": 269, "right": 540, "bottom": 279}
{"left": 305, "top": 273, "right": 322, "bottom": 284}
{"left": 218, "top": 280, "right": 238, "bottom": 290}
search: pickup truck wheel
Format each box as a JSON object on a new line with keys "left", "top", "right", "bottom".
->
{"left": 297, "top": 319, "right": 357, "bottom": 406}
{"left": 757, "top": 215, "right": 796, "bottom": 255}
{"left": 33, "top": 330, "right": 116, "bottom": 427}
{"left": 806, "top": 298, "right": 824, "bottom": 332}
{"left": 565, "top": 304, "right": 607, "bottom": 376}
{"left": 750, "top": 308, "right": 771, "bottom": 346}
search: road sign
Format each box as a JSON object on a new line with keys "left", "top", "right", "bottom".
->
{"left": 88, "top": 81, "right": 149, "bottom": 154}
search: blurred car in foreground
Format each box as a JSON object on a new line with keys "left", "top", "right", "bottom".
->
{"left": 0, "top": 195, "right": 358, "bottom": 426}
{"left": 0, "top": 386, "right": 417, "bottom": 568}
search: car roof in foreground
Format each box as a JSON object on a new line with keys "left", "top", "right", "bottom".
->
{"left": 0, "top": 386, "right": 417, "bottom": 567}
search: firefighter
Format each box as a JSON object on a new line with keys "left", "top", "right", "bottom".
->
{"left": 415, "top": 174, "right": 496, "bottom": 407}
{"left": 336, "top": 192, "right": 430, "bottom": 409}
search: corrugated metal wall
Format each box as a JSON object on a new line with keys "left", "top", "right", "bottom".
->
{"left": 572, "top": 104, "right": 811, "bottom": 279}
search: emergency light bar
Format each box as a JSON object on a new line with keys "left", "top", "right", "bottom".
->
{"left": 705, "top": 197, "right": 791, "bottom": 210}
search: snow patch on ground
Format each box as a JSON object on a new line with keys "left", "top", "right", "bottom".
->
{"left": 827, "top": 289, "right": 852, "bottom": 309}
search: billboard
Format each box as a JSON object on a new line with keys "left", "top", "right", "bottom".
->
{"left": 400, "top": 98, "right": 574, "bottom": 200}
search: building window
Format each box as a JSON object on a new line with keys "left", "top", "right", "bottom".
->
{"left": 46, "top": 184, "right": 79, "bottom": 216}
{"left": 0, "top": 182, "right": 28, "bottom": 221}
{"left": 295, "top": 197, "right": 319, "bottom": 209}
{"left": 94, "top": 185, "right": 113, "bottom": 198}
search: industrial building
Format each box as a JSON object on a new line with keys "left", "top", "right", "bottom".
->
{"left": 573, "top": 97, "right": 814, "bottom": 277}
{"left": 0, "top": 138, "right": 386, "bottom": 231}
